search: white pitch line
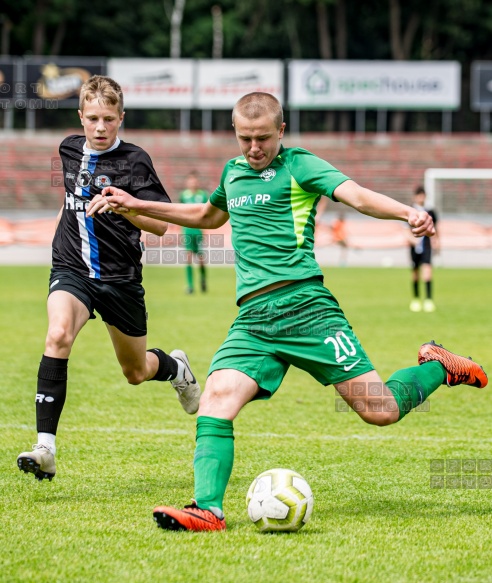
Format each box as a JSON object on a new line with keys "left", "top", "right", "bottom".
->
{"left": 2, "top": 424, "right": 492, "bottom": 442}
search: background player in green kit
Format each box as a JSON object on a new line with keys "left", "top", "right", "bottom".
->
{"left": 179, "top": 170, "right": 209, "bottom": 294}
{"left": 89, "top": 92, "right": 488, "bottom": 532}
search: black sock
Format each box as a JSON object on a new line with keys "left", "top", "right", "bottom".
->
{"left": 36, "top": 355, "right": 68, "bottom": 435}
{"left": 148, "top": 348, "right": 178, "bottom": 381}
{"left": 200, "top": 265, "right": 207, "bottom": 290}
{"left": 413, "top": 281, "right": 419, "bottom": 298}
{"left": 426, "top": 280, "right": 432, "bottom": 299}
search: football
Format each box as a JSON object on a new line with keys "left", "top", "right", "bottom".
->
{"left": 246, "top": 468, "right": 314, "bottom": 532}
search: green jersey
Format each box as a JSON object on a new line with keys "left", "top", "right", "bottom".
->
{"left": 180, "top": 188, "right": 209, "bottom": 236}
{"left": 209, "top": 145, "right": 350, "bottom": 304}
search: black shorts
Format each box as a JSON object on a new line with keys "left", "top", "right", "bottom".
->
{"left": 410, "top": 246, "right": 432, "bottom": 269}
{"left": 49, "top": 268, "right": 148, "bottom": 337}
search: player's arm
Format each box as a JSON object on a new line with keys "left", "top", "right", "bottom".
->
{"left": 87, "top": 187, "right": 229, "bottom": 229}
{"left": 54, "top": 206, "right": 63, "bottom": 230}
{"left": 123, "top": 214, "right": 168, "bottom": 236}
{"left": 333, "top": 180, "right": 435, "bottom": 238}
{"left": 86, "top": 194, "right": 167, "bottom": 236}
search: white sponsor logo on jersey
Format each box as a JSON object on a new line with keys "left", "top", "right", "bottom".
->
{"left": 260, "top": 169, "right": 276, "bottom": 182}
{"left": 227, "top": 193, "right": 271, "bottom": 211}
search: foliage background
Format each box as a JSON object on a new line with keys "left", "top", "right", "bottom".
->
{"left": 2, "top": 0, "right": 492, "bottom": 131}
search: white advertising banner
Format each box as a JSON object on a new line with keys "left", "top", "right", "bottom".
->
{"left": 196, "top": 60, "right": 283, "bottom": 108}
{"left": 107, "top": 59, "right": 194, "bottom": 108}
{"left": 288, "top": 61, "right": 461, "bottom": 110}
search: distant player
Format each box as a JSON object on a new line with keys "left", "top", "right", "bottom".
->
{"left": 330, "top": 212, "right": 349, "bottom": 266}
{"left": 316, "top": 198, "right": 351, "bottom": 266}
{"left": 17, "top": 75, "right": 200, "bottom": 482}
{"left": 408, "top": 186, "right": 439, "bottom": 312}
{"left": 89, "top": 92, "right": 488, "bottom": 532}
{"left": 179, "top": 171, "right": 209, "bottom": 293}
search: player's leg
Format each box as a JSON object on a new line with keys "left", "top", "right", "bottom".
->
{"left": 336, "top": 341, "right": 487, "bottom": 425}
{"left": 197, "top": 238, "right": 207, "bottom": 292}
{"left": 422, "top": 262, "right": 435, "bottom": 312}
{"left": 106, "top": 324, "right": 201, "bottom": 415}
{"left": 95, "top": 279, "right": 200, "bottom": 413}
{"left": 153, "top": 369, "right": 259, "bottom": 532}
{"left": 275, "top": 279, "right": 487, "bottom": 425}
{"left": 184, "top": 249, "right": 194, "bottom": 294}
{"left": 335, "top": 363, "right": 444, "bottom": 426}
{"left": 17, "top": 289, "right": 90, "bottom": 480}
{"left": 409, "top": 249, "right": 422, "bottom": 312}
{"left": 153, "top": 306, "right": 286, "bottom": 532}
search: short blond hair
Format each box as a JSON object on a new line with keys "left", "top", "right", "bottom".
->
{"left": 79, "top": 75, "right": 124, "bottom": 114}
{"left": 232, "top": 92, "right": 283, "bottom": 129}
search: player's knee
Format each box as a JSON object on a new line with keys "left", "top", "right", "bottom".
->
{"left": 123, "top": 367, "right": 147, "bottom": 385}
{"left": 360, "top": 408, "right": 397, "bottom": 426}
{"left": 199, "top": 378, "right": 238, "bottom": 412}
{"left": 45, "top": 325, "right": 75, "bottom": 353}
{"left": 202, "top": 382, "right": 234, "bottom": 404}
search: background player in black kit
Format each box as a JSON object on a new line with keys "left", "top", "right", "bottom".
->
{"left": 408, "top": 186, "right": 439, "bottom": 313}
{"left": 17, "top": 75, "right": 201, "bottom": 482}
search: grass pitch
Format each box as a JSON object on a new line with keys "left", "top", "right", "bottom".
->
{"left": 1, "top": 265, "right": 491, "bottom": 583}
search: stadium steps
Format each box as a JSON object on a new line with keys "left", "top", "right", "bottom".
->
{"left": 2, "top": 131, "right": 492, "bottom": 211}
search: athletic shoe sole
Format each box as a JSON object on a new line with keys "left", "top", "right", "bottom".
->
{"left": 17, "top": 454, "right": 55, "bottom": 481}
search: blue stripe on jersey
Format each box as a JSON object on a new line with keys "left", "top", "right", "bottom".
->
{"left": 83, "top": 154, "right": 101, "bottom": 278}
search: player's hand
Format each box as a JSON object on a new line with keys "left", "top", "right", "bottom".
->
{"left": 86, "top": 194, "right": 113, "bottom": 217}
{"left": 103, "top": 186, "right": 139, "bottom": 216}
{"left": 408, "top": 210, "right": 435, "bottom": 238}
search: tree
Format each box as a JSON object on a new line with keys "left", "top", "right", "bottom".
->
{"left": 166, "top": 0, "right": 186, "bottom": 58}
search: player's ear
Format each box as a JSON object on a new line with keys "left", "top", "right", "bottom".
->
{"left": 119, "top": 111, "right": 125, "bottom": 127}
{"left": 78, "top": 110, "right": 83, "bottom": 125}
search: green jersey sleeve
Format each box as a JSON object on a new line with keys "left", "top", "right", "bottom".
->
{"left": 282, "top": 147, "right": 350, "bottom": 199}
{"left": 209, "top": 163, "right": 232, "bottom": 212}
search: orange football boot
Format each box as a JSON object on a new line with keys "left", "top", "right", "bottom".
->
{"left": 418, "top": 340, "right": 488, "bottom": 388}
{"left": 153, "top": 503, "right": 226, "bottom": 531}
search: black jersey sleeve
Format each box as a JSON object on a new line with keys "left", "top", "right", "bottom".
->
{"left": 128, "top": 148, "right": 171, "bottom": 203}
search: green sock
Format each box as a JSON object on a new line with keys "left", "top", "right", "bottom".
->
{"left": 386, "top": 361, "right": 446, "bottom": 421}
{"left": 185, "top": 265, "right": 193, "bottom": 290}
{"left": 194, "top": 416, "right": 234, "bottom": 517}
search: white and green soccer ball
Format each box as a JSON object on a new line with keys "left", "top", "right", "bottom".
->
{"left": 246, "top": 468, "right": 314, "bottom": 532}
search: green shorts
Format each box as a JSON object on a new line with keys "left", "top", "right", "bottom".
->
{"left": 182, "top": 230, "right": 203, "bottom": 254}
{"left": 208, "top": 278, "right": 374, "bottom": 399}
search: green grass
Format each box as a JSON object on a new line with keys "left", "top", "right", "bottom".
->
{"left": 1, "top": 265, "right": 492, "bottom": 583}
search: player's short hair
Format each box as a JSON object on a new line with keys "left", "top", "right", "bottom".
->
{"left": 232, "top": 92, "right": 284, "bottom": 129}
{"left": 414, "top": 185, "right": 426, "bottom": 195}
{"left": 79, "top": 75, "right": 124, "bottom": 114}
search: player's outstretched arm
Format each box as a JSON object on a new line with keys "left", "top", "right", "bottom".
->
{"left": 86, "top": 186, "right": 229, "bottom": 230}
{"left": 85, "top": 194, "right": 168, "bottom": 236}
{"left": 124, "top": 214, "right": 168, "bottom": 236}
{"left": 333, "top": 180, "right": 435, "bottom": 238}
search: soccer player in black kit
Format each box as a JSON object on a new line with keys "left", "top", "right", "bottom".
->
{"left": 17, "top": 75, "right": 201, "bottom": 482}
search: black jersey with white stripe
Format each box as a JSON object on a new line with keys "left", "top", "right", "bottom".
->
{"left": 53, "top": 135, "right": 170, "bottom": 283}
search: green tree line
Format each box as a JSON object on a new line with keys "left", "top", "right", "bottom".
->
{"left": 1, "top": 0, "right": 491, "bottom": 131}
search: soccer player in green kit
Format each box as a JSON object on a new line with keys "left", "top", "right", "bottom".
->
{"left": 88, "top": 92, "right": 488, "bottom": 532}
{"left": 179, "top": 170, "right": 209, "bottom": 294}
